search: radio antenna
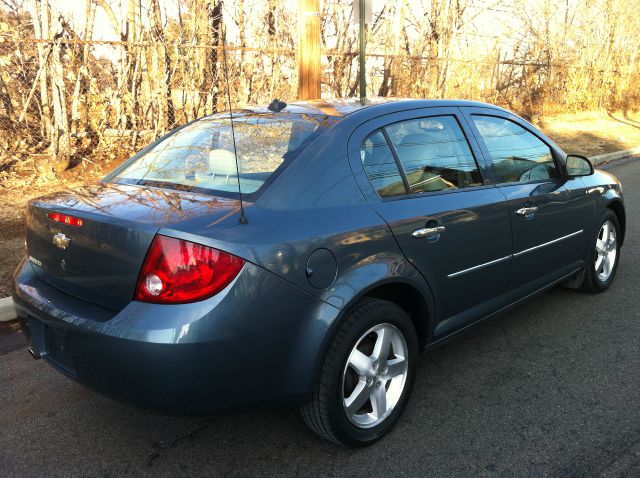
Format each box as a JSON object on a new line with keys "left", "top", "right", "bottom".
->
{"left": 221, "top": 25, "right": 248, "bottom": 224}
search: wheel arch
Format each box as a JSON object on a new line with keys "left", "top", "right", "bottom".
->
{"left": 606, "top": 199, "right": 626, "bottom": 246}
{"left": 317, "top": 275, "right": 435, "bottom": 376}
{"left": 360, "top": 281, "right": 430, "bottom": 351}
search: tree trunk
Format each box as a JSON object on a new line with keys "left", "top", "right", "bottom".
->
{"left": 49, "top": 17, "right": 70, "bottom": 172}
{"left": 208, "top": 1, "right": 223, "bottom": 112}
{"left": 95, "top": 0, "right": 129, "bottom": 130}
{"left": 427, "top": 0, "right": 440, "bottom": 96}
{"left": 32, "top": 0, "right": 51, "bottom": 143}
{"left": 267, "top": 0, "right": 280, "bottom": 98}
{"left": 391, "top": 0, "right": 406, "bottom": 95}
{"left": 70, "top": 0, "right": 96, "bottom": 138}
{"left": 377, "top": 4, "right": 393, "bottom": 97}
{"left": 151, "top": 0, "right": 175, "bottom": 130}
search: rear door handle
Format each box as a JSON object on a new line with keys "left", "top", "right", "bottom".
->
{"left": 412, "top": 226, "right": 446, "bottom": 239}
{"left": 515, "top": 206, "right": 538, "bottom": 218}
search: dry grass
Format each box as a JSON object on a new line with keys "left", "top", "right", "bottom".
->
{"left": 534, "top": 111, "right": 640, "bottom": 157}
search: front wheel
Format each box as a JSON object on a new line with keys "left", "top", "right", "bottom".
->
{"left": 301, "top": 298, "right": 418, "bottom": 447}
{"left": 581, "top": 209, "right": 621, "bottom": 293}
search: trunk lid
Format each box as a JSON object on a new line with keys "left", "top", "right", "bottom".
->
{"left": 26, "top": 183, "right": 240, "bottom": 311}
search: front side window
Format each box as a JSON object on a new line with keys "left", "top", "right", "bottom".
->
{"left": 384, "top": 116, "right": 483, "bottom": 194}
{"left": 471, "top": 115, "right": 559, "bottom": 183}
{"left": 110, "top": 113, "right": 339, "bottom": 199}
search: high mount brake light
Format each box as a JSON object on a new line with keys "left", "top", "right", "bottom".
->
{"left": 135, "top": 235, "right": 245, "bottom": 304}
{"left": 47, "top": 212, "right": 84, "bottom": 227}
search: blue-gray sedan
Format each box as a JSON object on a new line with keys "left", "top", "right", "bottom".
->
{"left": 13, "top": 99, "right": 625, "bottom": 446}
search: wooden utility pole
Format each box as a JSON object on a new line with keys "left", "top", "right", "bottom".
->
{"left": 297, "top": 0, "right": 321, "bottom": 100}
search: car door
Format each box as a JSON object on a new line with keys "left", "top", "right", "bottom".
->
{"left": 461, "top": 107, "right": 591, "bottom": 299}
{"left": 348, "top": 108, "right": 513, "bottom": 337}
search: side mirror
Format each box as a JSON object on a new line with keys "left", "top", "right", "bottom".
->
{"left": 565, "top": 154, "right": 594, "bottom": 177}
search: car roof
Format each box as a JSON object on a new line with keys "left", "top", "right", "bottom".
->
{"left": 240, "top": 98, "right": 509, "bottom": 118}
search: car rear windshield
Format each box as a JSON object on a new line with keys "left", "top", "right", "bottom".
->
{"left": 109, "top": 113, "right": 339, "bottom": 199}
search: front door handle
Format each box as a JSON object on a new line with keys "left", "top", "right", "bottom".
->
{"left": 412, "top": 226, "right": 446, "bottom": 239}
{"left": 515, "top": 206, "right": 538, "bottom": 218}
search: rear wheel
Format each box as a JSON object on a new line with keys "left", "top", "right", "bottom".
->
{"left": 581, "top": 209, "right": 621, "bottom": 293}
{"left": 301, "top": 298, "right": 418, "bottom": 447}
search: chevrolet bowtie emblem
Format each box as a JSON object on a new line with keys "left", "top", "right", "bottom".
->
{"left": 53, "top": 232, "right": 70, "bottom": 250}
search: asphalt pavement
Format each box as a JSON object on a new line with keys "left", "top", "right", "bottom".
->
{"left": 1, "top": 159, "right": 639, "bottom": 477}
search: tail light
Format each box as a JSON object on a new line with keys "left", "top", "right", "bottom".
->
{"left": 47, "top": 212, "right": 84, "bottom": 227}
{"left": 135, "top": 235, "right": 245, "bottom": 304}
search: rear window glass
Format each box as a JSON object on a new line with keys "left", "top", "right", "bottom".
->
{"left": 110, "top": 113, "right": 339, "bottom": 199}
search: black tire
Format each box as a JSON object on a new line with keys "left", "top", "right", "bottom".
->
{"left": 581, "top": 209, "right": 621, "bottom": 293}
{"left": 301, "top": 297, "right": 418, "bottom": 447}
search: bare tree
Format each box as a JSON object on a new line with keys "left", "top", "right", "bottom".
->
{"left": 1, "top": 0, "right": 639, "bottom": 185}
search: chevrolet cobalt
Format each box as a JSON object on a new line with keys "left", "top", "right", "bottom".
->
{"left": 13, "top": 99, "right": 625, "bottom": 447}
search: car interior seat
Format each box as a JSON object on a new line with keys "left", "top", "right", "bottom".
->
{"left": 208, "top": 148, "right": 240, "bottom": 183}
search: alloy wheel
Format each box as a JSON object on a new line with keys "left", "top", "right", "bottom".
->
{"left": 595, "top": 219, "right": 617, "bottom": 282}
{"left": 341, "top": 323, "right": 409, "bottom": 429}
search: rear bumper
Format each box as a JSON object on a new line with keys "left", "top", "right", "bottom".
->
{"left": 12, "top": 258, "right": 340, "bottom": 412}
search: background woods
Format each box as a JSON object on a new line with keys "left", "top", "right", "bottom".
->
{"left": 0, "top": 0, "right": 638, "bottom": 186}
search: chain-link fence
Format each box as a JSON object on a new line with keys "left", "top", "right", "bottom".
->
{"left": 0, "top": 37, "right": 301, "bottom": 182}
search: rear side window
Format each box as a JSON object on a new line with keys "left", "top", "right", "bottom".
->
{"left": 360, "top": 130, "right": 408, "bottom": 197}
{"left": 471, "top": 115, "right": 559, "bottom": 183}
{"left": 385, "top": 116, "right": 483, "bottom": 194}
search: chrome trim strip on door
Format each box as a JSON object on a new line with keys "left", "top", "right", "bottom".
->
{"left": 512, "top": 230, "right": 583, "bottom": 258}
{"left": 447, "top": 255, "right": 512, "bottom": 278}
{"left": 447, "top": 229, "right": 584, "bottom": 278}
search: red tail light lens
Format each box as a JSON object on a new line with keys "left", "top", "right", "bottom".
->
{"left": 47, "top": 212, "right": 84, "bottom": 227}
{"left": 135, "top": 235, "right": 245, "bottom": 304}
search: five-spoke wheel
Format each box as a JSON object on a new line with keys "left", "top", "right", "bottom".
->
{"left": 342, "top": 323, "right": 409, "bottom": 428}
{"left": 595, "top": 219, "right": 618, "bottom": 282}
{"left": 581, "top": 209, "right": 621, "bottom": 293}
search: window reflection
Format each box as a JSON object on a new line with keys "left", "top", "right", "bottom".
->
{"left": 472, "top": 115, "right": 559, "bottom": 183}
{"left": 385, "top": 116, "right": 483, "bottom": 194}
{"left": 114, "top": 114, "right": 339, "bottom": 198}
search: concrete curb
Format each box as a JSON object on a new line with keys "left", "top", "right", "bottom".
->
{"left": 0, "top": 147, "right": 638, "bottom": 324}
{"left": 590, "top": 146, "right": 640, "bottom": 165}
{"left": 0, "top": 296, "right": 15, "bottom": 323}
